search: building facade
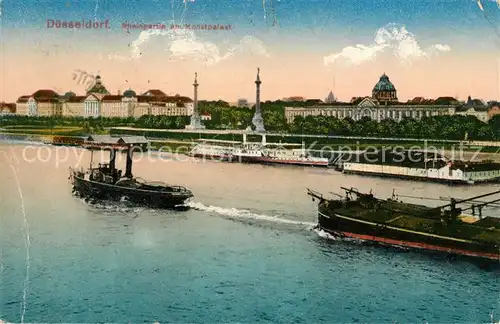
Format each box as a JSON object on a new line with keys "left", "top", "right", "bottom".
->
{"left": 285, "top": 97, "right": 456, "bottom": 123}
{"left": 16, "top": 90, "right": 63, "bottom": 116}
{"left": 372, "top": 73, "right": 398, "bottom": 103}
{"left": 237, "top": 98, "right": 249, "bottom": 108}
{"left": 0, "top": 102, "right": 16, "bottom": 115}
{"left": 325, "top": 91, "right": 336, "bottom": 103}
{"left": 201, "top": 112, "right": 212, "bottom": 120}
{"left": 454, "top": 96, "right": 489, "bottom": 122}
{"left": 488, "top": 104, "right": 500, "bottom": 120}
{"left": 16, "top": 75, "right": 194, "bottom": 118}
{"left": 285, "top": 74, "right": 458, "bottom": 123}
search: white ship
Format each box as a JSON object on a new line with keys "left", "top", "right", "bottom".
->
{"left": 257, "top": 147, "right": 330, "bottom": 166}
{"left": 189, "top": 134, "right": 329, "bottom": 167}
{"left": 189, "top": 139, "right": 236, "bottom": 161}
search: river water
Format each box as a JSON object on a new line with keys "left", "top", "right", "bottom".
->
{"left": 0, "top": 142, "right": 499, "bottom": 323}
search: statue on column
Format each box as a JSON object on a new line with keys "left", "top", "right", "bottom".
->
{"left": 186, "top": 72, "right": 205, "bottom": 130}
{"left": 252, "top": 68, "right": 266, "bottom": 133}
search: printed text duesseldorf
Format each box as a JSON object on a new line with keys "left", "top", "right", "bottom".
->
{"left": 47, "top": 19, "right": 110, "bottom": 29}
{"left": 45, "top": 20, "right": 232, "bottom": 31}
{"left": 122, "top": 22, "right": 233, "bottom": 30}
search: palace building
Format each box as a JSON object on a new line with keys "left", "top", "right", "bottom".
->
{"left": 15, "top": 89, "right": 63, "bottom": 116}
{"left": 16, "top": 75, "right": 194, "bottom": 118}
{"left": 285, "top": 74, "right": 460, "bottom": 123}
{"left": 454, "top": 96, "right": 489, "bottom": 122}
{"left": 0, "top": 102, "right": 16, "bottom": 115}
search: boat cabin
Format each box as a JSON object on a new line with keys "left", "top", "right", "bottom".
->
{"left": 83, "top": 135, "right": 149, "bottom": 181}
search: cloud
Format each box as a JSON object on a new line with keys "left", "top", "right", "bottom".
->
{"left": 110, "top": 28, "right": 269, "bottom": 65}
{"left": 432, "top": 44, "right": 451, "bottom": 52}
{"left": 323, "top": 23, "right": 451, "bottom": 66}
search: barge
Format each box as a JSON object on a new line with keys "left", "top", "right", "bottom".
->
{"left": 340, "top": 149, "right": 500, "bottom": 184}
{"left": 307, "top": 187, "right": 500, "bottom": 263}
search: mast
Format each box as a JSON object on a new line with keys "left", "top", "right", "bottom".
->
{"left": 90, "top": 150, "right": 94, "bottom": 169}
{"left": 435, "top": 189, "right": 500, "bottom": 210}
{"left": 124, "top": 145, "right": 133, "bottom": 178}
{"left": 106, "top": 148, "right": 120, "bottom": 182}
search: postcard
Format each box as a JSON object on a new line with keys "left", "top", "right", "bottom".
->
{"left": 1, "top": 0, "right": 499, "bottom": 323}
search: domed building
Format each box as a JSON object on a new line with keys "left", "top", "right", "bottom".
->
{"left": 123, "top": 89, "right": 136, "bottom": 98}
{"left": 372, "top": 73, "right": 398, "bottom": 103}
{"left": 63, "top": 91, "right": 76, "bottom": 99}
{"left": 284, "top": 73, "right": 461, "bottom": 124}
{"left": 325, "top": 90, "right": 336, "bottom": 103}
{"left": 86, "top": 75, "right": 110, "bottom": 95}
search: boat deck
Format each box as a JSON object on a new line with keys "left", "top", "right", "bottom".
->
{"left": 323, "top": 200, "right": 500, "bottom": 244}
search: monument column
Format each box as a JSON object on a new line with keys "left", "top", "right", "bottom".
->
{"left": 252, "top": 68, "right": 266, "bottom": 133}
{"left": 186, "top": 72, "right": 205, "bottom": 130}
{"left": 193, "top": 72, "right": 199, "bottom": 118}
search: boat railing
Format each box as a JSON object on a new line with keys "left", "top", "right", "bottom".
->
{"left": 130, "top": 178, "right": 190, "bottom": 192}
{"left": 307, "top": 188, "right": 325, "bottom": 201}
{"left": 69, "top": 166, "right": 85, "bottom": 178}
{"left": 168, "top": 185, "right": 190, "bottom": 192}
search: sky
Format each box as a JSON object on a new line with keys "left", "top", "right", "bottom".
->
{"left": 1, "top": 0, "right": 500, "bottom": 103}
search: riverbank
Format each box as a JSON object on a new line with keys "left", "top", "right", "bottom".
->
{"left": 2, "top": 129, "right": 500, "bottom": 162}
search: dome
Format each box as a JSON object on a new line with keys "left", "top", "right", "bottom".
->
{"left": 32, "top": 89, "right": 60, "bottom": 98}
{"left": 373, "top": 73, "right": 396, "bottom": 92}
{"left": 123, "top": 89, "right": 136, "bottom": 97}
{"left": 87, "top": 75, "right": 110, "bottom": 95}
{"left": 64, "top": 91, "right": 76, "bottom": 98}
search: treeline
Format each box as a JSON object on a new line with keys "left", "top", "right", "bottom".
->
{"left": 198, "top": 100, "right": 287, "bottom": 131}
{"left": 1, "top": 104, "right": 499, "bottom": 141}
{"left": 134, "top": 115, "right": 190, "bottom": 129}
{"left": 0, "top": 101, "right": 288, "bottom": 132}
{"left": 0, "top": 115, "right": 136, "bottom": 129}
{"left": 289, "top": 115, "right": 500, "bottom": 140}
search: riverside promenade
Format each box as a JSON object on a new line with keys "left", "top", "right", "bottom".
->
{"left": 111, "top": 127, "right": 500, "bottom": 146}
{"left": 110, "top": 127, "right": 500, "bottom": 162}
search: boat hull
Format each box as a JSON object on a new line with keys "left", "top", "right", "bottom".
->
{"left": 71, "top": 175, "right": 192, "bottom": 209}
{"left": 256, "top": 157, "right": 329, "bottom": 167}
{"left": 317, "top": 203, "right": 500, "bottom": 262}
{"left": 190, "top": 153, "right": 232, "bottom": 161}
{"left": 342, "top": 169, "right": 500, "bottom": 185}
{"left": 192, "top": 153, "right": 329, "bottom": 167}
{"left": 190, "top": 153, "right": 259, "bottom": 163}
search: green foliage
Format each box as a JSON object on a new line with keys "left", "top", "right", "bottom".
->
{"left": 1, "top": 103, "right": 499, "bottom": 141}
{"left": 198, "top": 100, "right": 252, "bottom": 129}
{"left": 290, "top": 114, "right": 498, "bottom": 141}
{"left": 488, "top": 115, "right": 500, "bottom": 139}
{"left": 134, "top": 115, "right": 190, "bottom": 129}
{"left": 0, "top": 115, "right": 136, "bottom": 129}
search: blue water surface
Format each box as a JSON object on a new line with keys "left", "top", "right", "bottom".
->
{"left": 1, "top": 144, "right": 499, "bottom": 323}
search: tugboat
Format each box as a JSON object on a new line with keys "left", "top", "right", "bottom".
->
{"left": 69, "top": 135, "right": 193, "bottom": 209}
{"left": 307, "top": 187, "right": 500, "bottom": 263}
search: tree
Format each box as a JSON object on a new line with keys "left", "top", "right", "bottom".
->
{"left": 489, "top": 115, "right": 500, "bottom": 140}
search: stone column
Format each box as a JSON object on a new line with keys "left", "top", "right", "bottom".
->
{"left": 252, "top": 68, "right": 266, "bottom": 133}
{"left": 186, "top": 72, "right": 205, "bottom": 130}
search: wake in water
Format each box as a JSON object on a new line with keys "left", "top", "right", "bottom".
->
{"left": 74, "top": 196, "right": 160, "bottom": 215}
{"left": 186, "top": 201, "right": 317, "bottom": 227}
{"left": 313, "top": 228, "right": 367, "bottom": 244}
